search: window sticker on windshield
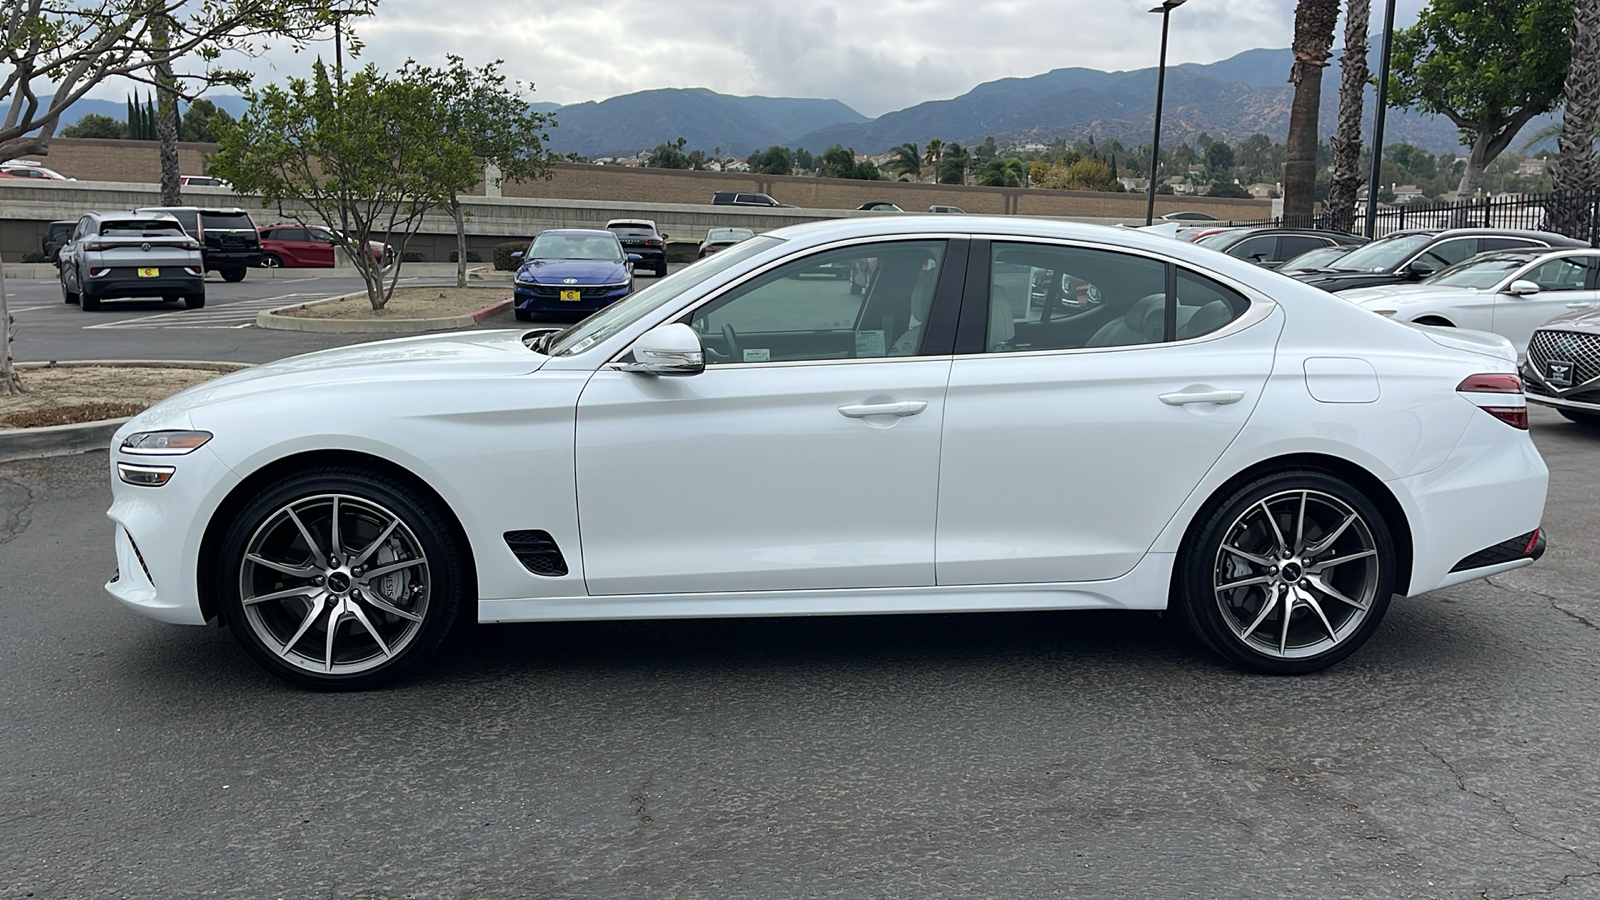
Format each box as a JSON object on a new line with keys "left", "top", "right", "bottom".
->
{"left": 743, "top": 348, "right": 771, "bottom": 363}
{"left": 855, "top": 330, "right": 885, "bottom": 357}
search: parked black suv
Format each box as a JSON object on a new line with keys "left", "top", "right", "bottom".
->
{"left": 711, "top": 191, "right": 795, "bottom": 208}
{"left": 134, "top": 206, "right": 264, "bottom": 282}
{"left": 1194, "top": 227, "right": 1368, "bottom": 269}
{"left": 605, "top": 219, "right": 668, "bottom": 276}
{"left": 43, "top": 219, "right": 75, "bottom": 266}
{"left": 1290, "top": 228, "right": 1586, "bottom": 293}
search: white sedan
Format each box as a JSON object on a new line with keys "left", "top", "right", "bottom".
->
{"left": 106, "top": 217, "right": 1549, "bottom": 689}
{"left": 1338, "top": 248, "right": 1600, "bottom": 352}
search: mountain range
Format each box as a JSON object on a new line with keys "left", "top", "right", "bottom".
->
{"left": 17, "top": 48, "right": 1558, "bottom": 160}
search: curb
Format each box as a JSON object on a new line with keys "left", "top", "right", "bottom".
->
{"left": 256, "top": 291, "right": 511, "bottom": 334}
{"left": 0, "top": 361, "right": 250, "bottom": 464}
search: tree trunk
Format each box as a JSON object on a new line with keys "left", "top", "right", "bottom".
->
{"left": 151, "top": 14, "right": 182, "bottom": 207}
{"left": 452, "top": 196, "right": 468, "bottom": 288}
{"left": 1326, "top": 0, "right": 1371, "bottom": 233}
{"left": 1550, "top": 0, "right": 1600, "bottom": 241}
{"left": 0, "top": 253, "right": 23, "bottom": 395}
{"left": 1283, "top": 0, "right": 1341, "bottom": 228}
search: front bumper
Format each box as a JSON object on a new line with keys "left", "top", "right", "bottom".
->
{"left": 84, "top": 267, "right": 205, "bottom": 300}
{"left": 1522, "top": 359, "right": 1600, "bottom": 413}
{"left": 513, "top": 282, "right": 631, "bottom": 313}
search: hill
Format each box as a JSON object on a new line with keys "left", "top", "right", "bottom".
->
{"left": 544, "top": 89, "right": 867, "bottom": 158}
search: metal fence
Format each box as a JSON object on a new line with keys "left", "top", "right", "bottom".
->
{"left": 1225, "top": 189, "right": 1600, "bottom": 245}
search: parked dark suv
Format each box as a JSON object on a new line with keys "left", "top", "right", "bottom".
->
{"left": 135, "top": 206, "right": 263, "bottom": 282}
{"left": 1290, "top": 228, "right": 1586, "bottom": 293}
{"left": 604, "top": 219, "right": 668, "bottom": 276}
{"left": 711, "top": 191, "right": 795, "bottom": 208}
{"left": 43, "top": 219, "right": 75, "bottom": 266}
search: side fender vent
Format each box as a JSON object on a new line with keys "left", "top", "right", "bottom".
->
{"left": 504, "top": 530, "right": 570, "bottom": 577}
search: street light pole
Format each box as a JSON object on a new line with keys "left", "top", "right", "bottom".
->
{"left": 1364, "top": 0, "right": 1397, "bottom": 238}
{"left": 1144, "top": 0, "right": 1187, "bottom": 226}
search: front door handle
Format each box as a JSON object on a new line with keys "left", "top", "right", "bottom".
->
{"left": 1159, "top": 389, "right": 1245, "bottom": 406}
{"left": 838, "top": 400, "right": 928, "bottom": 418}
{"left": 1567, "top": 302, "right": 1596, "bottom": 310}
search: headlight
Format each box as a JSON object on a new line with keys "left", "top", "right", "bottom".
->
{"left": 120, "top": 430, "right": 213, "bottom": 455}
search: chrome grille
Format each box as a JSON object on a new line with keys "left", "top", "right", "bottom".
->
{"left": 1527, "top": 330, "right": 1600, "bottom": 386}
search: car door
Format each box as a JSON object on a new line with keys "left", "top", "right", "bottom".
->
{"left": 1494, "top": 255, "right": 1600, "bottom": 349}
{"left": 305, "top": 228, "right": 338, "bottom": 267}
{"left": 573, "top": 238, "right": 963, "bottom": 596}
{"left": 935, "top": 239, "right": 1279, "bottom": 585}
{"left": 61, "top": 217, "right": 92, "bottom": 292}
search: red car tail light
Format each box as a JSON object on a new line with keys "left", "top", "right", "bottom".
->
{"left": 645, "top": 239, "right": 662, "bottom": 247}
{"left": 1456, "top": 373, "right": 1528, "bottom": 430}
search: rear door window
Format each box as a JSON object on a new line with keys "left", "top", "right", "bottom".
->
{"left": 1277, "top": 235, "right": 1332, "bottom": 260}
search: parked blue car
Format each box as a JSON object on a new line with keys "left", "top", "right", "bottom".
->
{"left": 512, "top": 229, "right": 639, "bottom": 320}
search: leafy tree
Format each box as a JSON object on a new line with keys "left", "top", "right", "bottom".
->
{"left": 794, "top": 147, "right": 815, "bottom": 172}
{"left": 1207, "top": 182, "right": 1253, "bottom": 198}
{"left": 1235, "top": 133, "right": 1277, "bottom": 182}
{"left": 1203, "top": 140, "right": 1235, "bottom": 176}
{"left": 1391, "top": 0, "right": 1572, "bottom": 200}
{"left": 401, "top": 56, "right": 554, "bottom": 287}
{"left": 974, "top": 136, "right": 998, "bottom": 163}
{"left": 1284, "top": 0, "right": 1340, "bottom": 226}
{"left": 938, "top": 143, "right": 968, "bottom": 184}
{"left": 210, "top": 60, "right": 473, "bottom": 310}
{"left": 178, "top": 99, "right": 235, "bottom": 142}
{"left": 60, "top": 114, "right": 128, "bottom": 139}
{"left": 887, "top": 142, "right": 922, "bottom": 181}
{"left": 747, "top": 145, "right": 794, "bottom": 175}
{"left": 1549, "top": 0, "right": 1600, "bottom": 238}
{"left": 850, "top": 159, "right": 883, "bottom": 180}
{"left": 1327, "top": 0, "right": 1372, "bottom": 231}
{"left": 980, "top": 157, "right": 1026, "bottom": 187}
{"left": 0, "top": 0, "right": 365, "bottom": 162}
{"left": 648, "top": 136, "right": 690, "bottom": 169}
{"left": 818, "top": 144, "right": 857, "bottom": 178}
{"left": 1033, "top": 158, "right": 1117, "bottom": 191}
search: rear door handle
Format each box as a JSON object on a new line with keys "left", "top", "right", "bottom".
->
{"left": 1159, "top": 389, "right": 1246, "bottom": 406}
{"left": 838, "top": 400, "right": 928, "bottom": 418}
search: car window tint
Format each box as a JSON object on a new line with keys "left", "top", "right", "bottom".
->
{"left": 1277, "top": 235, "right": 1331, "bottom": 260}
{"left": 1229, "top": 235, "right": 1278, "bottom": 263}
{"left": 1525, "top": 257, "right": 1590, "bottom": 292}
{"left": 1478, "top": 237, "right": 1540, "bottom": 252}
{"left": 686, "top": 240, "right": 946, "bottom": 364}
{"left": 1174, "top": 270, "right": 1251, "bottom": 339}
{"left": 275, "top": 228, "right": 311, "bottom": 242}
{"left": 200, "top": 212, "right": 254, "bottom": 230}
{"left": 100, "top": 220, "right": 186, "bottom": 237}
{"left": 987, "top": 243, "right": 1167, "bottom": 352}
{"left": 1419, "top": 238, "right": 1480, "bottom": 268}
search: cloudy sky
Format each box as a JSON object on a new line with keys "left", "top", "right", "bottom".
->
{"left": 133, "top": 0, "right": 1431, "bottom": 117}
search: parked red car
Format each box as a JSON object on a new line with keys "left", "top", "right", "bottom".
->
{"left": 257, "top": 224, "right": 394, "bottom": 268}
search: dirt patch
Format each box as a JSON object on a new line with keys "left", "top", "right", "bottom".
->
{"left": 279, "top": 286, "right": 508, "bottom": 320}
{"left": 0, "top": 365, "right": 235, "bottom": 429}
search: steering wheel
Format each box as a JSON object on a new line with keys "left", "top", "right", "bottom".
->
{"left": 722, "top": 323, "right": 743, "bottom": 361}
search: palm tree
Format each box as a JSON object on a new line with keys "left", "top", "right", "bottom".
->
{"left": 923, "top": 138, "right": 944, "bottom": 184}
{"left": 1550, "top": 0, "right": 1600, "bottom": 240}
{"left": 939, "top": 143, "right": 969, "bottom": 184}
{"left": 1326, "top": 0, "right": 1371, "bottom": 232}
{"left": 888, "top": 142, "right": 922, "bottom": 181}
{"left": 1283, "top": 0, "right": 1341, "bottom": 227}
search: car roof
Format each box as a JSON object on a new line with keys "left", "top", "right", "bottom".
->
{"left": 536, "top": 228, "right": 618, "bottom": 238}
{"left": 97, "top": 210, "right": 182, "bottom": 223}
{"left": 605, "top": 219, "right": 656, "bottom": 227}
{"left": 136, "top": 205, "right": 249, "bottom": 214}
{"left": 1381, "top": 227, "right": 1585, "bottom": 244}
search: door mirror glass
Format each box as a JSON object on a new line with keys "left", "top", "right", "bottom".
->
{"left": 619, "top": 323, "right": 705, "bottom": 375}
{"left": 1506, "top": 279, "right": 1540, "bottom": 296}
{"left": 626, "top": 253, "right": 642, "bottom": 262}
{"left": 510, "top": 251, "right": 524, "bottom": 261}
{"left": 1403, "top": 260, "right": 1436, "bottom": 279}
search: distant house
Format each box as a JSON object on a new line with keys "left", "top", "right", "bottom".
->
{"left": 722, "top": 160, "right": 751, "bottom": 173}
{"left": 1517, "top": 157, "right": 1548, "bottom": 178}
{"left": 1246, "top": 182, "right": 1278, "bottom": 200}
{"left": 1164, "top": 175, "right": 1194, "bottom": 195}
{"left": 1392, "top": 184, "right": 1424, "bottom": 202}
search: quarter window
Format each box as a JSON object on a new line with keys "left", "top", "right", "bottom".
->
{"left": 1277, "top": 235, "right": 1332, "bottom": 260}
{"left": 1229, "top": 235, "right": 1279, "bottom": 263}
{"left": 984, "top": 242, "right": 1248, "bottom": 353}
{"left": 685, "top": 240, "right": 947, "bottom": 364}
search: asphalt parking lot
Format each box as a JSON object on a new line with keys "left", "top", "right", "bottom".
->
{"left": 0, "top": 406, "right": 1596, "bottom": 898}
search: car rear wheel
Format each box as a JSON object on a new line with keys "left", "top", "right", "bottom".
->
{"left": 1558, "top": 409, "right": 1600, "bottom": 427}
{"left": 217, "top": 468, "right": 466, "bottom": 690}
{"left": 60, "top": 277, "right": 78, "bottom": 304}
{"left": 220, "top": 266, "right": 247, "bottom": 283}
{"left": 184, "top": 293, "right": 205, "bottom": 310}
{"left": 77, "top": 288, "right": 100, "bottom": 311}
{"left": 1176, "top": 470, "right": 1395, "bottom": 674}
{"left": 260, "top": 254, "right": 283, "bottom": 268}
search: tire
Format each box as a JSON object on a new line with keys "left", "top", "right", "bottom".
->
{"left": 78, "top": 288, "right": 100, "bottom": 311}
{"left": 61, "top": 277, "right": 78, "bottom": 304}
{"left": 1558, "top": 409, "right": 1600, "bottom": 427}
{"left": 220, "top": 266, "right": 247, "bottom": 283}
{"left": 216, "top": 467, "right": 467, "bottom": 690}
{"left": 184, "top": 293, "right": 206, "bottom": 310}
{"left": 1175, "top": 469, "right": 1396, "bottom": 675}
{"left": 514, "top": 308, "right": 533, "bottom": 322}
{"left": 655, "top": 261, "right": 667, "bottom": 277}
{"left": 260, "top": 254, "right": 283, "bottom": 268}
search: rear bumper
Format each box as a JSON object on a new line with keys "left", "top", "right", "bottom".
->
{"left": 84, "top": 269, "right": 205, "bottom": 299}
{"left": 204, "top": 251, "right": 263, "bottom": 269}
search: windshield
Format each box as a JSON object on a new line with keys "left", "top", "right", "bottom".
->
{"left": 1280, "top": 246, "right": 1352, "bottom": 270}
{"left": 101, "top": 219, "right": 186, "bottom": 237}
{"left": 1329, "top": 234, "right": 1433, "bottom": 272}
{"left": 545, "top": 236, "right": 784, "bottom": 356}
{"left": 200, "top": 212, "right": 254, "bottom": 230}
{"left": 529, "top": 233, "right": 622, "bottom": 261}
{"left": 1424, "top": 255, "right": 1532, "bottom": 288}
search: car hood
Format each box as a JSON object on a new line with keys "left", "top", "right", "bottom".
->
{"left": 1534, "top": 305, "right": 1600, "bottom": 334}
{"left": 516, "top": 258, "right": 629, "bottom": 283}
{"left": 143, "top": 330, "right": 546, "bottom": 417}
{"left": 1296, "top": 272, "right": 1401, "bottom": 291}
{"left": 1338, "top": 283, "right": 1480, "bottom": 306}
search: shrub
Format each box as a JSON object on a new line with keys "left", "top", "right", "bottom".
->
{"left": 401, "top": 250, "right": 425, "bottom": 263}
{"left": 20, "top": 251, "right": 49, "bottom": 263}
{"left": 494, "top": 240, "right": 529, "bottom": 270}
{"left": 448, "top": 250, "right": 483, "bottom": 263}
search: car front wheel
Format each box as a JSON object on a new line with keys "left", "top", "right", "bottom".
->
{"left": 216, "top": 468, "right": 466, "bottom": 690}
{"left": 1176, "top": 470, "right": 1395, "bottom": 674}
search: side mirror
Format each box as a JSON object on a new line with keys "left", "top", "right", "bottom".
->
{"left": 618, "top": 323, "right": 704, "bottom": 376}
{"left": 510, "top": 251, "right": 524, "bottom": 261}
{"left": 1507, "top": 279, "right": 1541, "bottom": 296}
{"left": 1402, "top": 260, "right": 1436, "bottom": 279}
{"left": 626, "top": 253, "right": 642, "bottom": 262}
{"left": 660, "top": 233, "right": 670, "bottom": 240}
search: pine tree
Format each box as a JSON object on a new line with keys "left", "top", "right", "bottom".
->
{"left": 144, "top": 94, "right": 156, "bottom": 141}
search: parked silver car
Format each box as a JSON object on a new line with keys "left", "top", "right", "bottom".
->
{"left": 58, "top": 211, "right": 205, "bottom": 311}
{"left": 1523, "top": 305, "right": 1600, "bottom": 426}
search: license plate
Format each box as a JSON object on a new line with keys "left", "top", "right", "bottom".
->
{"left": 559, "top": 289, "right": 581, "bottom": 302}
{"left": 1547, "top": 360, "right": 1575, "bottom": 388}
{"left": 137, "top": 267, "right": 159, "bottom": 277}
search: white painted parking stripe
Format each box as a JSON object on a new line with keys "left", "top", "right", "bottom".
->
{"left": 83, "top": 292, "right": 322, "bottom": 330}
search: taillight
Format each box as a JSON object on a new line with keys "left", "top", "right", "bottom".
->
{"left": 645, "top": 239, "right": 662, "bottom": 247}
{"left": 1456, "top": 373, "right": 1528, "bottom": 429}
{"left": 84, "top": 241, "right": 107, "bottom": 251}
